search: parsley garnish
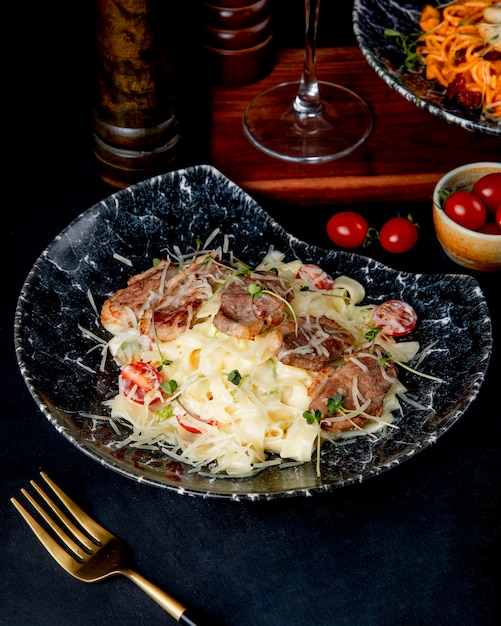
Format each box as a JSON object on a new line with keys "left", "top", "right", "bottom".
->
{"left": 227, "top": 369, "right": 242, "bottom": 386}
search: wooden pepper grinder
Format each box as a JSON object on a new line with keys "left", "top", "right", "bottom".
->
{"left": 93, "top": 0, "right": 181, "bottom": 188}
{"left": 200, "top": 0, "right": 275, "bottom": 86}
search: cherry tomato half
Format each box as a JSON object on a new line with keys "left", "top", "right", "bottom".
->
{"left": 472, "top": 173, "right": 501, "bottom": 213}
{"left": 176, "top": 414, "right": 218, "bottom": 434}
{"left": 379, "top": 216, "right": 418, "bottom": 254}
{"left": 372, "top": 300, "right": 418, "bottom": 337}
{"left": 326, "top": 211, "right": 369, "bottom": 248}
{"left": 119, "top": 361, "right": 164, "bottom": 405}
{"left": 444, "top": 191, "right": 486, "bottom": 230}
{"left": 296, "top": 264, "right": 335, "bottom": 290}
{"left": 176, "top": 414, "right": 202, "bottom": 434}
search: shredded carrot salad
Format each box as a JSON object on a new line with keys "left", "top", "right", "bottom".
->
{"left": 417, "top": 0, "right": 501, "bottom": 119}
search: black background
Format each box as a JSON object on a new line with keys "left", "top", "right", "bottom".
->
{"left": 3, "top": 2, "right": 500, "bottom": 625}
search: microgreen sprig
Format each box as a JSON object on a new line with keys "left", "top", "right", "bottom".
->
{"left": 303, "top": 395, "right": 347, "bottom": 478}
{"left": 161, "top": 379, "right": 178, "bottom": 395}
{"left": 326, "top": 394, "right": 346, "bottom": 415}
{"left": 364, "top": 326, "right": 384, "bottom": 342}
{"left": 247, "top": 282, "right": 298, "bottom": 329}
{"left": 303, "top": 409, "right": 323, "bottom": 424}
{"left": 156, "top": 357, "right": 173, "bottom": 372}
{"left": 302, "top": 409, "right": 323, "bottom": 477}
{"left": 384, "top": 28, "right": 424, "bottom": 69}
{"left": 303, "top": 394, "right": 347, "bottom": 425}
{"left": 379, "top": 352, "right": 443, "bottom": 382}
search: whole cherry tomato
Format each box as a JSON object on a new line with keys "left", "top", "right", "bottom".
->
{"left": 472, "top": 173, "right": 501, "bottom": 213}
{"left": 326, "top": 211, "right": 369, "bottom": 248}
{"left": 477, "top": 222, "right": 501, "bottom": 235}
{"left": 372, "top": 300, "right": 418, "bottom": 337}
{"left": 119, "top": 361, "right": 164, "bottom": 405}
{"left": 496, "top": 205, "right": 501, "bottom": 230}
{"left": 379, "top": 216, "right": 419, "bottom": 253}
{"left": 444, "top": 191, "right": 486, "bottom": 230}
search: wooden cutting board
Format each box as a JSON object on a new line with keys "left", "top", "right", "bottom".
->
{"left": 209, "top": 47, "right": 500, "bottom": 206}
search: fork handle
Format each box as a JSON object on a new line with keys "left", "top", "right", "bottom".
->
{"left": 178, "top": 610, "right": 201, "bottom": 626}
{"left": 121, "top": 568, "right": 201, "bottom": 624}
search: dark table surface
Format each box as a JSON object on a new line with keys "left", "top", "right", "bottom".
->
{"left": 3, "top": 2, "right": 500, "bottom": 625}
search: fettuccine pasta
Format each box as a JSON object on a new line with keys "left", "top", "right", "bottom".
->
{"left": 88, "top": 246, "right": 427, "bottom": 479}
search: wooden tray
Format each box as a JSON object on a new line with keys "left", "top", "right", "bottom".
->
{"left": 209, "top": 47, "right": 500, "bottom": 206}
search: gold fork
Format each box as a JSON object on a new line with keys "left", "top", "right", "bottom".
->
{"left": 11, "top": 472, "right": 201, "bottom": 625}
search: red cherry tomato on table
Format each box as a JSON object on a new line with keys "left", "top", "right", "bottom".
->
{"left": 296, "top": 264, "right": 335, "bottom": 290}
{"left": 379, "top": 216, "right": 419, "bottom": 253}
{"left": 326, "top": 211, "right": 369, "bottom": 248}
{"left": 472, "top": 173, "right": 501, "bottom": 213}
{"left": 372, "top": 300, "right": 418, "bottom": 337}
{"left": 119, "top": 361, "right": 164, "bottom": 405}
{"left": 444, "top": 191, "right": 487, "bottom": 230}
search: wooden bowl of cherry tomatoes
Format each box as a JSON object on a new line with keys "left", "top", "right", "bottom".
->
{"left": 432, "top": 162, "right": 501, "bottom": 272}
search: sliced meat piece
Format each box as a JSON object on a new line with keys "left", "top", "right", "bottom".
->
{"left": 140, "top": 294, "right": 208, "bottom": 342}
{"left": 213, "top": 271, "right": 293, "bottom": 340}
{"left": 101, "top": 259, "right": 178, "bottom": 335}
{"left": 308, "top": 351, "right": 398, "bottom": 431}
{"left": 141, "top": 254, "right": 226, "bottom": 341}
{"left": 101, "top": 254, "right": 226, "bottom": 341}
{"left": 271, "top": 316, "right": 352, "bottom": 372}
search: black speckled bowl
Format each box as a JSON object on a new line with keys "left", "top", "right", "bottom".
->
{"left": 15, "top": 165, "right": 492, "bottom": 500}
{"left": 353, "top": 0, "right": 501, "bottom": 137}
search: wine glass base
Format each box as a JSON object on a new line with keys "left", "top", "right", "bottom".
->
{"left": 243, "top": 81, "right": 373, "bottom": 163}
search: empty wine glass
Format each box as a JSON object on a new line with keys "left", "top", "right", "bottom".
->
{"left": 243, "top": 0, "right": 372, "bottom": 162}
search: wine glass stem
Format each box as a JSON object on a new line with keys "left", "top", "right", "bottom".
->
{"left": 293, "top": 0, "right": 323, "bottom": 115}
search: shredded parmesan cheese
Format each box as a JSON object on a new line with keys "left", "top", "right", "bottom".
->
{"left": 113, "top": 252, "right": 133, "bottom": 266}
{"left": 89, "top": 248, "right": 432, "bottom": 477}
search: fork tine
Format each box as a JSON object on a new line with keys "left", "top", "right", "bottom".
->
{"left": 27, "top": 480, "right": 96, "bottom": 554}
{"left": 13, "top": 476, "right": 200, "bottom": 623}
{"left": 14, "top": 482, "right": 92, "bottom": 561}
{"left": 11, "top": 496, "right": 82, "bottom": 573}
{"left": 40, "top": 472, "right": 111, "bottom": 543}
